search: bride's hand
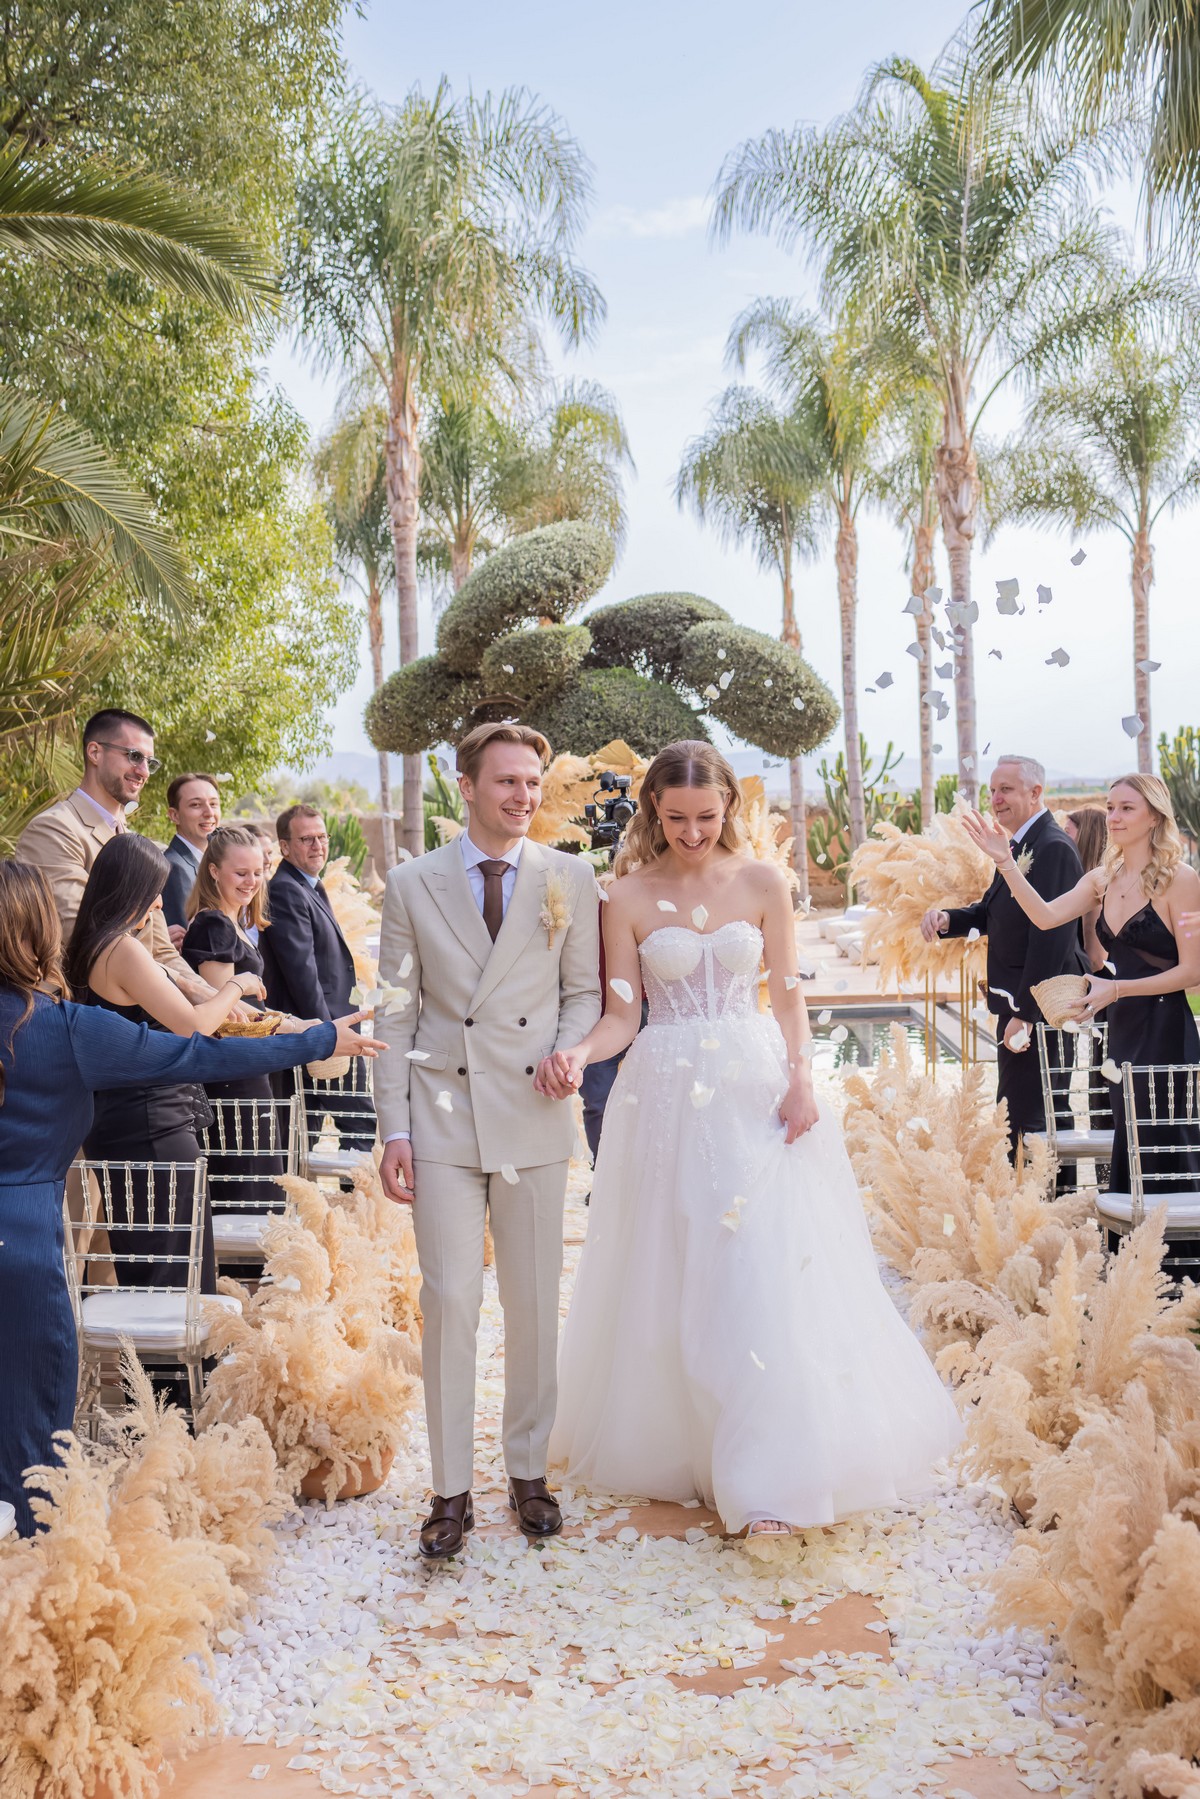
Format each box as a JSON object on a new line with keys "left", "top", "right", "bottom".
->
{"left": 779, "top": 1077, "right": 819, "bottom": 1144}
{"left": 535, "top": 1047, "right": 586, "bottom": 1100}
{"left": 961, "top": 808, "right": 1013, "bottom": 866}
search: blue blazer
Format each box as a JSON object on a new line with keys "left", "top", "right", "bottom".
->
{"left": 261, "top": 858, "right": 357, "bottom": 1023}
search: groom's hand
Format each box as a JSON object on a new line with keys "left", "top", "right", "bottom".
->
{"left": 380, "top": 1138, "right": 415, "bottom": 1204}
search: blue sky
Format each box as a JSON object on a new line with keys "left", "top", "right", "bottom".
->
{"left": 268, "top": 0, "right": 1196, "bottom": 788}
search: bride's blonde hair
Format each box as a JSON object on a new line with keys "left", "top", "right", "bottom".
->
{"left": 1101, "top": 772, "right": 1185, "bottom": 899}
{"left": 613, "top": 740, "right": 747, "bottom": 876}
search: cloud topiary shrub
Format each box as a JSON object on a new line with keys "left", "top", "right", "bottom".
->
{"left": 436, "top": 521, "right": 614, "bottom": 674}
{"left": 480, "top": 623, "right": 593, "bottom": 704}
{"left": 585, "top": 593, "right": 731, "bottom": 686}
{"left": 525, "top": 667, "right": 706, "bottom": 760}
{"left": 679, "top": 621, "right": 841, "bottom": 759}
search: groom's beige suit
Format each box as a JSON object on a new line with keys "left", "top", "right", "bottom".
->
{"left": 374, "top": 835, "right": 601, "bottom": 1496}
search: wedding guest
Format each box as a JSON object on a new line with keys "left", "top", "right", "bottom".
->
{"left": 920, "top": 754, "right": 1086, "bottom": 1157}
{"left": 181, "top": 825, "right": 282, "bottom": 1212}
{"left": 964, "top": 773, "right": 1200, "bottom": 1211}
{"left": 241, "top": 824, "right": 278, "bottom": 945}
{"left": 261, "top": 803, "right": 375, "bottom": 1151}
{"left": 162, "top": 772, "right": 222, "bottom": 946}
{"left": 0, "top": 859, "right": 374, "bottom": 1536}
{"left": 1065, "top": 807, "right": 1109, "bottom": 972}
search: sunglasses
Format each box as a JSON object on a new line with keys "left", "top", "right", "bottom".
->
{"left": 96, "top": 742, "right": 162, "bottom": 775}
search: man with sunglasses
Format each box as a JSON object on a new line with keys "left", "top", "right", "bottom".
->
{"left": 15, "top": 709, "right": 216, "bottom": 1002}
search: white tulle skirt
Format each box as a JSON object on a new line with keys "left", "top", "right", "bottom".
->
{"left": 551, "top": 1010, "right": 963, "bottom": 1532}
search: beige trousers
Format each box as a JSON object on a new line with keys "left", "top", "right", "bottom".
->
{"left": 411, "top": 1158, "right": 568, "bottom": 1498}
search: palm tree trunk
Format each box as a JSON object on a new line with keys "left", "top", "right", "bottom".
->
{"left": 912, "top": 517, "right": 937, "bottom": 828}
{"left": 779, "top": 547, "right": 809, "bottom": 899}
{"left": 1132, "top": 519, "right": 1154, "bottom": 775}
{"left": 384, "top": 365, "right": 425, "bottom": 858}
{"left": 450, "top": 534, "right": 472, "bottom": 592}
{"left": 935, "top": 388, "right": 980, "bottom": 805}
{"left": 365, "top": 570, "right": 396, "bottom": 870}
{"left": 836, "top": 502, "right": 866, "bottom": 849}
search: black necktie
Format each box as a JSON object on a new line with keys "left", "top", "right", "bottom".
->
{"left": 479, "top": 860, "right": 509, "bottom": 942}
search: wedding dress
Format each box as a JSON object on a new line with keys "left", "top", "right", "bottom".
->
{"left": 551, "top": 921, "right": 963, "bottom": 1532}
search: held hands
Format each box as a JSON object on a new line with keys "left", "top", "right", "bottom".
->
{"left": 961, "top": 809, "right": 1013, "bottom": 866}
{"left": 535, "top": 1047, "right": 586, "bottom": 1100}
{"left": 331, "top": 1012, "right": 389, "bottom": 1059}
{"left": 920, "top": 907, "right": 950, "bottom": 943}
{"left": 380, "top": 1138, "right": 415, "bottom": 1205}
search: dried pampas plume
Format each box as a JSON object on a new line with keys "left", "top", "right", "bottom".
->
{"left": 322, "top": 855, "right": 382, "bottom": 987}
{"left": 848, "top": 807, "right": 991, "bottom": 990}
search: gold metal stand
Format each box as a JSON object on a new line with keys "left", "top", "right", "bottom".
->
{"left": 925, "top": 955, "right": 978, "bottom": 1079}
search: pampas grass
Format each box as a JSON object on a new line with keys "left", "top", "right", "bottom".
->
{"left": 323, "top": 855, "right": 382, "bottom": 988}
{"left": 528, "top": 739, "right": 648, "bottom": 847}
{"left": 848, "top": 809, "right": 991, "bottom": 990}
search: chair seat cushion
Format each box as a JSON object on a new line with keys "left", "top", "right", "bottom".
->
{"left": 305, "top": 1149, "right": 369, "bottom": 1178}
{"left": 1045, "top": 1129, "right": 1115, "bottom": 1160}
{"left": 1096, "top": 1190, "right": 1200, "bottom": 1228}
{"left": 0, "top": 1501, "right": 15, "bottom": 1541}
{"left": 213, "top": 1212, "right": 276, "bottom": 1257}
{"left": 80, "top": 1290, "right": 241, "bottom": 1352}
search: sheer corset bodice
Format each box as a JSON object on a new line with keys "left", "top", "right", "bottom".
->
{"left": 638, "top": 921, "right": 763, "bottom": 1027}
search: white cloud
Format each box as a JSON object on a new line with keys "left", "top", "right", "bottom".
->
{"left": 591, "top": 195, "right": 711, "bottom": 240}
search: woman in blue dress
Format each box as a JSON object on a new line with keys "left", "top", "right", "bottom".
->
{"left": 0, "top": 859, "right": 382, "bottom": 1536}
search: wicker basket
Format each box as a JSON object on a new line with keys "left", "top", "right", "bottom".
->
{"left": 1030, "top": 974, "right": 1090, "bottom": 1028}
{"left": 216, "top": 1011, "right": 283, "bottom": 1039}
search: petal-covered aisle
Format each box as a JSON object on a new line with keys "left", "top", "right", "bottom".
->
{"left": 173, "top": 1172, "right": 1091, "bottom": 1799}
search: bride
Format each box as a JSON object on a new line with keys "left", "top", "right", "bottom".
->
{"left": 541, "top": 741, "right": 961, "bottom": 1539}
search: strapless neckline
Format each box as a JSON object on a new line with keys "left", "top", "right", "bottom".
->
{"left": 638, "top": 921, "right": 764, "bottom": 955}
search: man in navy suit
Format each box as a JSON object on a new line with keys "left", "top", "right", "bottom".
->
{"left": 161, "top": 772, "right": 221, "bottom": 944}
{"left": 261, "top": 802, "right": 376, "bottom": 1150}
{"left": 922, "top": 754, "right": 1086, "bottom": 1158}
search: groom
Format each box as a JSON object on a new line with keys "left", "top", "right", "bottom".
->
{"left": 375, "top": 721, "right": 601, "bottom": 1558}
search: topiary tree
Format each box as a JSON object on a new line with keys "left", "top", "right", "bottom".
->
{"left": 366, "top": 518, "right": 839, "bottom": 767}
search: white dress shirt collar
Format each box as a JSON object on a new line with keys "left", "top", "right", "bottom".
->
{"left": 1011, "top": 806, "right": 1048, "bottom": 846}
{"left": 460, "top": 831, "right": 525, "bottom": 871}
{"left": 73, "top": 786, "right": 123, "bottom": 830}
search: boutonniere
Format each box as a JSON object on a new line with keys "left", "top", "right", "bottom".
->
{"left": 1016, "top": 846, "right": 1034, "bottom": 875}
{"left": 540, "top": 871, "right": 572, "bottom": 949}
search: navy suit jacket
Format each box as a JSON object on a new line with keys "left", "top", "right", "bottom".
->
{"left": 261, "top": 857, "right": 357, "bottom": 1023}
{"left": 943, "top": 809, "right": 1087, "bottom": 1024}
{"left": 161, "top": 835, "right": 201, "bottom": 930}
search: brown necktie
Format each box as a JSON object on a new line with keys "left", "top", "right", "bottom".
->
{"left": 479, "top": 859, "right": 509, "bottom": 942}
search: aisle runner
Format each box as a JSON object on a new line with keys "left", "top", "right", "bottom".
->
{"left": 207, "top": 1179, "right": 1090, "bottom": 1797}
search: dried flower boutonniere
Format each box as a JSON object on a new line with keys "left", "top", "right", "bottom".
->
{"left": 1015, "top": 846, "right": 1035, "bottom": 876}
{"left": 540, "top": 871, "right": 572, "bottom": 949}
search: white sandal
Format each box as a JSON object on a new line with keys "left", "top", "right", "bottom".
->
{"left": 747, "top": 1519, "right": 794, "bottom": 1538}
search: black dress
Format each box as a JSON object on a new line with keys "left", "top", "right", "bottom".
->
{"left": 181, "top": 910, "right": 285, "bottom": 1212}
{"left": 82, "top": 993, "right": 216, "bottom": 1294}
{"left": 1097, "top": 900, "right": 1200, "bottom": 1202}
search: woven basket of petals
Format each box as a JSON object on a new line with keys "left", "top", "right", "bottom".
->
{"left": 1030, "top": 974, "right": 1090, "bottom": 1028}
{"left": 216, "top": 1011, "right": 284, "bottom": 1038}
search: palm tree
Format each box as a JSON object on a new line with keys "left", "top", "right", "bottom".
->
{"left": 713, "top": 49, "right": 1162, "bottom": 804}
{"left": 986, "top": 330, "right": 1200, "bottom": 771}
{"left": 313, "top": 400, "right": 398, "bottom": 865}
{"left": 675, "top": 384, "right": 821, "bottom": 885}
{"left": 978, "top": 0, "right": 1200, "bottom": 238}
{"left": 288, "top": 82, "right": 603, "bottom": 854}
{"left": 727, "top": 303, "right": 885, "bottom": 849}
{"left": 421, "top": 378, "right": 631, "bottom": 592}
{"left": 876, "top": 386, "right": 943, "bottom": 826}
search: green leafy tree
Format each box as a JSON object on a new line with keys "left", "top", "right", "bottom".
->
{"left": 288, "top": 80, "right": 603, "bottom": 852}
{"left": 675, "top": 384, "right": 822, "bottom": 888}
{"left": 313, "top": 398, "right": 398, "bottom": 864}
{"left": 1160, "top": 727, "right": 1200, "bottom": 863}
{"left": 714, "top": 47, "right": 1167, "bottom": 804}
{"left": 987, "top": 330, "right": 1200, "bottom": 772}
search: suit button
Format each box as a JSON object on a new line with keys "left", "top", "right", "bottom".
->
{"left": 518, "top": 1017, "right": 527, "bottom": 1026}
{"left": 465, "top": 1017, "right": 474, "bottom": 1027}
{"left": 457, "top": 1066, "right": 467, "bottom": 1076}
{"left": 525, "top": 1065, "right": 534, "bottom": 1075}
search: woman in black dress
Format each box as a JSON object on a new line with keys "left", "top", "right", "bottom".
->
{"left": 64, "top": 835, "right": 269, "bottom": 1294}
{"left": 182, "top": 825, "right": 286, "bottom": 1212}
{"left": 965, "top": 774, "right": 1200, "bottom": 1203}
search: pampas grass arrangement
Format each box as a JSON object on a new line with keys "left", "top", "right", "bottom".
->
{"left": 848, "top": 809, "right": 992, "bottom": 990}
{"left": 322, "top": 855, "right": 382, "bottom": 989}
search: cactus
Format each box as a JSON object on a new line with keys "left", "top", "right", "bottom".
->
{"left": 1159, "top": 727, "right": 1200, "bottom": 864}
{"left": 807, "top": 737, "right": 906, "bottom": 897}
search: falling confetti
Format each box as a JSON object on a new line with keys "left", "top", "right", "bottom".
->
{"left": 763, "top": 677, "right": 773, "bottom": 688}
{"left": 996, "top": 578, "right": 1020, "bottom": 609}
{"left": 750, "top": 1350, "right": 765, "bottom": 1370}
{"left": 1101, "top": 1058, "right": 1121, "bottom": 1082}
{"left": 703, "top": 683, "right": 719, "bottom": 699}
{"left": 1009, "top": 1025, "right": 1032, "bottom": 1051}
{"left": 692, "top": 906, "right": 709, "bottom": 929}
{"left": 676, "top": 1057, "right": 693, "bottom": 1068}
{"left": 500, "top": 1164, "right": 520, "bottom": 1186}
{"left": 721, "top": 1195, "right": 748, "bottom": 1232}
{"left": 405, "top": 1050, "right": 430, "bottom": 1062}
{"left": 966, "top": 927, "right": 981, "bottom": 942}
{"left": 609, "top": 978, "right": 634, "bottom": 1003}
{"left": 903, "top": 595, "right": 925, "bottom": 615}
{"left": 988, "top": 648, "right": 1003, "bottom": 660}
{"left": 1103, "top": 959, "right": 1116, "bottom": 974}
{"left": 925, "top": 584, "right": 943, "bottom": 605}
{"left": 204, "top": 729, "right": 216, "bottom": 742}
{"left": 502, "top": 663, "right": 515, "bottom": 674}
{"left": 349, "top": 985, "right": 364, "bottom": 1005}
{"left": 830, "top": 1024, "right": 849, "bottom": 1044}
{"left": 982, "top": 741, "right": 992, "bottom": 755}
{"left": 906, "top": 642, "right": 925, "bottom": 660}
{"left": 690, "top": 1081, "right": 715, "bottom": 1108}
{"left": 931, "top": 626, "right": 946, "bottom": 649}
{"left": 1037, "top": 584, "right": 1053, "bottom": 605}
{"left": 1122, "top": 715, "right": 1146, "bottom": 737}
{"left": 817, "top": 1009, "right": 832, "bottom": 1024}
{"left": 380, "top": 984, "right": 411, "bottom": 1015}
{"left": 595, "top": 883, "right": 610, "bottom": 901}
{"left": 1045, "top": 647, "right": 1070, "bottom": 667}
{"left": 1071, "top": 548, "right": 1087, "bottom": 565}
{"left": 700, "top": 1035, "right": 720, "bottom": 1049}
{"left": 815, "top": 852, "right": 828, "bottom": 865}
{"left": 716, "top": 647, "right": 727, "bottom": 660}
{"left": 724, "top": 1059, "right": 744, "bottom": 1078}
{"left": 249, "top": 1770, "right": 271, "bottom": 1783}
{"left": 435, "top": 1090, "right": 453, "bottom": 1113}
{"left": 935, "top": 661, "right": 954, "bottom": 678}
{"left": 719, "top": 670, "right": 734, "bottom": 690}
{"left": 1136, "top": 658, "right": 1161, "bottom": 673}
{"left": 792, "top": 695, "right": 805, "bottom": 710}
{"left": 876, "top": 670, "right": 894, "bottom": 688}
{"left": 835, "top": 979, "right": 849, "bottom": 992}
{"left": 943, "top": 1215, "right": 957, "bottom": 1236}
{"left": 962, "top": 754, "right": 975, "bottom": 771}
{"left": 656, "top": 900, "right": 678, "bottom": 913}
{"left": 784, "top": 975, "right": 798, "bottom": 990}
{"left": 908, "top": 1116, "right": 931, "bottom": 1133}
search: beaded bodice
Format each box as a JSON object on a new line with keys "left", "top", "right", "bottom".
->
{"left": 638, "top": 922, "right": 763, "bottom": 1027}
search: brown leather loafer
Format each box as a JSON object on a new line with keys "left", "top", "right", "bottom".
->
{"left": 419, "top": 1490, "right": 474, "bottom": 1559}
{"left": 508, "top": 1475, "right": 562, "bottom": 1538}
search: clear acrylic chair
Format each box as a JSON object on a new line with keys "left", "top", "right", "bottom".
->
{"left": 299, "top": 1058, "right": 377, "bottom": 1183}
{"left": 201, "top": 1093, "right": 299, "bottom": 1266}
{"left": 1028, "top": 1022, "right": 1116, "bottom": 1184}
{"left": 63, "top": 1157, "right": 238, "bottom": 1428}
{"left": 1096, "top": 1063, "right": 1200, "bottom": 1280}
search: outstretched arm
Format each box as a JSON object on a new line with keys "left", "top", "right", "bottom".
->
{"left": 759, "top": 865, "right": 820, "bottom": 1143}
{"left": 66, "top": 1004, "right": 338, "bottom": 1088}
{"left": 961, "top": 809, "right": 1100, "bottom": 930}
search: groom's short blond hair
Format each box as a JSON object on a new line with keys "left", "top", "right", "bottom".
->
{"left": 456, "top": 721, "right": 552, "bottom": 783}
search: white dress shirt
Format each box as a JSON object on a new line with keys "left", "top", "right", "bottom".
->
{"left": 460, "top": 830, "right": 523, "bottom": 920}
{"left": 1010, "top": 806, "right": 1047, "bottom": 846}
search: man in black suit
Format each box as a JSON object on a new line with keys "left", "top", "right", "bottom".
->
{"left": 922, "top": 755, "right": 1086, "bottom": 1158}
{"left": 261, "top": 802, "right": 376, "bottom": 1150}
{"left": 161, "top": 772, "right": 221, "bottom": 945}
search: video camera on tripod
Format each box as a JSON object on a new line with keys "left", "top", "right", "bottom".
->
{"left": 585, "top": 771, "right": 636, "bottom": 862}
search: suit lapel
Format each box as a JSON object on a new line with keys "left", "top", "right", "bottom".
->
{"left": 469, "top": 840, "right": 548, "bottom": 1012}
{"left": 418, "top": 840, "right": 494, "bottom": 968}
{"left": 67, "top": 790, "right": 116, "bottom": 850}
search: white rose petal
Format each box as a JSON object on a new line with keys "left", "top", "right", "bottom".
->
{"left": 719, "top": 670, "right": 734, "bottom": 690}
{"left": 1101, "top": 1058, "right": 1121, "bottom": 1082}
{"left": 349, "top": 985, "right": 364, "bottom": 1006}
{"left": 792, "top": 695, "right": 805, "bottom": 710}
{"left": 397, "top": 953, "right": 414, "bottom": 978}
{"left": 763, "top": 677, "right": 773, "bottom": 688}
{"left": 700, "top": 1035, "right": 720, "bottom": 1049}
{"left": 690, "top": 1081, "right": 715, "bottom": 1108}
{"left": 704, "top": 683, "right": 720, "bottom": 699}
{"left": 876, "top": 671, "right": 894, "bottom": 688}
{"left": 1037, "top": 584, "right": 1053, "bottom": 605}
{"left": 817, "top": 1009, "right": 832, "bottom": 1024}
{"left": 1122, "top": 713, "right": 1146, "bottom": 737}
{"left": 784, "top": 975, "right": 798, "bottom": 990}
{"left": 1010, "top": 1026, "right": 1032, "bottom": 1050}
{"left": 502, "top": 663, "right": 514, "bottom": 673}
{"left": 829, "top": 1024, "right": 849, "bottom": 1044}
{"left": 966, "top": 928, "right": 981, "bottom": 942}
{"left": 716, "top": 646, "right": 727, "bottom": 659}
{"left": 656, "top": 900, "right": 678, "bottom": 912}
{"left": 609, "top": 978, "right": 635, "bottom": 1003}
{"left": 1071, "top": 547, "right": 1087, "bottom": 564}
{"left": 675, "top": 1057, "right": 693, "bottom": 1068}
{"left": 405, "top": 1049, "right": 430, "bottom": 1061}
{"left": 1136, "top": 657, "right": 1161, "bottom": 673}
{"left": 500, "top": 1164, "right": 520, "bottom": 1186}
{"left": 1045, "top": 646, "right": 1070, "bottom": 667}
{"left": 435, "top": 1089, "right": 453, "bottom": 1113}
{"left": 691, "top": 906, "right": 708, "bottom": 929}
{"left": 249, "top": 1769, "right": 270, "bottom": 1781}
{"left": 943, "top": 1214, "right": 956, "bottom": 1236}
{"left": 750, "top": 1350, "right": 765, "bottom": 1369}
{"left": 908, "top": 1116, "right": 931, "bottom": 1133}
{"left": 205, "top": 729, "right": 216, "bottom": 742}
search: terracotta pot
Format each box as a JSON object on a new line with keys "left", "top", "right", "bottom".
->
{"left": 37, "top": 1753, "right": 162, "bottom": 1798}
{"left": 299, "top": 1444, "right": 394, "bottom": 1501}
